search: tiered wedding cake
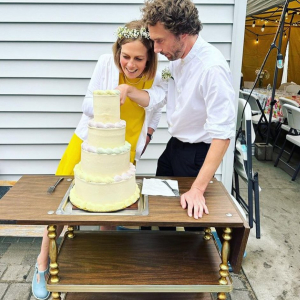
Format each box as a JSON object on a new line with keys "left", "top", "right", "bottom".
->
{"left": 69, "top": 90, "right": 140, "bottom": 212}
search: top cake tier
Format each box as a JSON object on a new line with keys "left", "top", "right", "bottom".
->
{"left": 93, "top": 90, "right": 120, "bottom": 123}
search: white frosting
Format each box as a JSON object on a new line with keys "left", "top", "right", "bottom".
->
{"left": 80, "top": 148, "right": 131, "bottom": 177}
{"left": 87, "top": 126, "right": 126, "bottom": 148}
{"left": 70, "top": 89, "right": 139, "bottom": 212}
{"left": 70, "top": 177, "right": 139, "bottom": 212}
{"left": 82, "top": 141, "right": 130, "bottom": 155}
{"left": 75, "top": 161, "right": 135, "bottom": 183}
{"left": 88, "top": 119, "right": 126, "bottom": 129}
{"left": 93, "top": 92, "right": 120, "bottom": 123}
{"left": 93, "top": 90, "right": 120, "bottom": 95}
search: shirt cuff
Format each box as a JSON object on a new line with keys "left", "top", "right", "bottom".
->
{"left": 204, "top": 122, "right": 236, "bottom": 140}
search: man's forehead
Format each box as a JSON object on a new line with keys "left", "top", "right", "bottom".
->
{"left": 148, "top": 23, "right": 172, "bottom": 39}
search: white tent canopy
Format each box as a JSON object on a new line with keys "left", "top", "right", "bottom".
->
{"left": 247, "top": 0, "right": 285, "bottom": 16}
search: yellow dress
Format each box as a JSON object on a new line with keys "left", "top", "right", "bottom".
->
{"left": 55, "top": 133, "right": 82, "bottom": 176}
{"left": 56, "top": 74, "right": 154, "bottom": 176}
{"left": 119, "top": 74, "right": 154, "bottom": 163}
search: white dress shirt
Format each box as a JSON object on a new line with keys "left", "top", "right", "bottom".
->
{"left": 146, "top": 35, "right": 236, "bottom": 144}
{"left": 75, "top": 54, "right": 162, "bottom": 161}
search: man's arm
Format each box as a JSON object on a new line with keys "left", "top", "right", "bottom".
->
{"left": 180, "top": 138, "right": 230, "bottom": 219}
{"left": 141, "top": 127, "right": 155, "bottom": 155}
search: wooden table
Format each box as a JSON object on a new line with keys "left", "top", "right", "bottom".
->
{"left": 0, "top": 175, "right": 249, "bottom": 300}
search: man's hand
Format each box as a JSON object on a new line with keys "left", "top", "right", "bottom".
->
{"left": 141, "top": 134, "right": 151, "bottom": 155}
{"left": 180, "top": 186, "right": 209, "bottom": 219}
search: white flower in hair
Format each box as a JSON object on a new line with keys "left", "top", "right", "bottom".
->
{"left": 117, "top": 26, "right": 150, "bottom": 39}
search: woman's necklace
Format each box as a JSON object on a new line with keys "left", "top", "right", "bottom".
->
{"left": 123, "top": 74, "right": 145, "bottom": 85}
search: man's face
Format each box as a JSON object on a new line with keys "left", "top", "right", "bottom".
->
{"left": 148, "top": 22, "right": 185, "bottom": 61}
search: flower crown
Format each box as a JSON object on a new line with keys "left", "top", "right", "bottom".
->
{"left": 116, "top": 26, "right": 150, "bottom": 40}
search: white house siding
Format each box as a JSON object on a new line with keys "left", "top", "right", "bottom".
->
{"left": 0, "top": 0, "right": 247, "bottom": 192}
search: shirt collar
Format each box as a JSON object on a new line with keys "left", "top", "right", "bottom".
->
{"left": 181, "top": 35, "right": 204, "bottom": 64}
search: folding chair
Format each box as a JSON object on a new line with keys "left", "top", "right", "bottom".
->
{"left": 273, "top": 97, "right": 300, "bottom": 150}
{"left": 240, "top": 91, "right": 278, "bottom": 141}
{"left": 232, "top": 98, "right": 261, "bottom": 238}
{"left": 274, "top": 104, "right": 300, "bottom": 181}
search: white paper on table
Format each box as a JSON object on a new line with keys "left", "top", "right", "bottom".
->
{"left": 141, "top": 178, "right": 179, "bottom": 196}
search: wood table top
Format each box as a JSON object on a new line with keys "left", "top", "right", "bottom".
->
{"left": 0, "top": 175, "right": 249, "bottom": 273}
{"left": 0, "top": 175, "right": 246, "bottom": 228}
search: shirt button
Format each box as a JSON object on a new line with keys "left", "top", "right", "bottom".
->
{"left": 177, "top": 88, "right": 181, "bottom": 93}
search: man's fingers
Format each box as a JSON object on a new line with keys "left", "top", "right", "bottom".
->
{"left": 180, "top": 194, "right": 187, "bottom": 209}
{"left": 181, "top": 192, "right": 208, "bottom": 219}
{"left": 199, "top": 203, "right": 203, "bottom": 218}
{"left": 187, "top": 200, "right": 193, "bottom": 217}
{"left": 193, "top": 203, "right": 199, "bottom": 219}
{"left": 203, "top": 204, "right": 209, "bottom": 215}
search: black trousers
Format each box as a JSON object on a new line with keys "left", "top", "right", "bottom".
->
{"left": 142, "top": 137, "right": 210, "bottom": 231}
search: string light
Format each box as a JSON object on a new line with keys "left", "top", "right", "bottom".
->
{"left": 252, "top": 20, "right": 256, "bottom": 27}
{"left": 277, "top": 54, "right": 284, "bottom": 69}
{"left": 261, "top": 24, "right": 265, "bottom": 32}
{"left": 284, "top": 32, "right": 287, "bottom": 38}
{"left": 255, "top": 36, "right": 259, "bottom": 44}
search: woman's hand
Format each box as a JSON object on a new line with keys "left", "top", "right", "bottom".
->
{"left": 115, "top": 84, "right": 130, "bottom": 105}
{"left": 116, "top": 84, "right": 150, "bottom": 107}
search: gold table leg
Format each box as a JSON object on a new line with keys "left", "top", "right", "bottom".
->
{"left": 217, "top": 227, "right": 232, "bottom": 300}
{"left": 51, "top": 292, "right": 61, "bottom": 300}
{"left": 48, "top": 225, "right": 60, "bottom": 283}
{"left": 204, "top": 227, "right": 212, "bottom": 240}
{"left": 67, "top": 225, "right": 75, "bottom": 239}
{"left": 47, "top": 225, "right": 61, "bottom": 300}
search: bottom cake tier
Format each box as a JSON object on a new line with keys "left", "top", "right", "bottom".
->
{"left": 69, "top": 175, "right": 140, "bottom": 212}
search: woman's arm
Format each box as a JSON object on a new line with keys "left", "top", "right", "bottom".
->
{"left": 116, "top": 73, "right": 168, "bottom": 110}
{"left": 117, "top": 84, "right": 150, "bottom": 107}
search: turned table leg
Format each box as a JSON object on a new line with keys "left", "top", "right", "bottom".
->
{"left": 51, "top": 292, "right": 61, "bottom": 300}
{"left": 217, "top": 227, "right": 232, "bottom": 300}
{"left": 203, "top": 227, "right": 212, "bottom": 240}
{"left": 67, "top": 225, "right": 75, "bottom": 239}
{"left": 48, "top": 225, "right": 60, "bottom": 283}
{"left": 47, "top": 225, "right": 61, "bottom": 300}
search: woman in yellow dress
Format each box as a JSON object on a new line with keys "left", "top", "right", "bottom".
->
{"left": 32, "top": 20, "right": 163, "bottom": 300}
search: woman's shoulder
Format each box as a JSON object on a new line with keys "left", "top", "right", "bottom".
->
{"left": 94, "top": 54, "right": 114, "bottom": 73}
{"left": 98, "top": 53, "right": 113, "bottom": 63}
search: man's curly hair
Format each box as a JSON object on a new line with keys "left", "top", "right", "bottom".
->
{"left": 141, "top": 0, "right": 202, "bottom": 36}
